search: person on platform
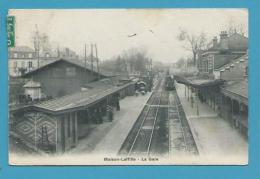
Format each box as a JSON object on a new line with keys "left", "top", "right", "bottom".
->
{"left": 116, "top": 94, "right": 120, "bottom": 111}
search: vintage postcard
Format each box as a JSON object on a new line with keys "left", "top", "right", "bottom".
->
{"left": 8, "top": 9, "right": 248, "bottom": 165}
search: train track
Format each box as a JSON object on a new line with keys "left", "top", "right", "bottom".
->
{"left": 168, "top": 91, "right": 198, "bottom": 156}
{"left": 127, "top": 78, "right": 164, "bottom": 156}
{"left": 118, "top": 77, "right": 198, "bottom": 157}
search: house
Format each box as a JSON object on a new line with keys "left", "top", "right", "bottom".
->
{"left": 197, "top": 31, "right": 248, "bottom": 79}
{"left": 22, "top": 58, "right": 111, "bottom": 98}
{"left": 9, "top": 46, "right": 37, "bottom": 76}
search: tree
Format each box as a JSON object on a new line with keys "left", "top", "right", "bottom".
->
{"left": 226, "top": 18, "right": 247, "bottom": 36}
{"left": 122, "top": 48, "right": 149, "bottom": 74}
{"left": 176, "top": 58, "right": 186, "bottom": 69}
{"left": 177, "top": 29, "right": 207, "bottom": 66}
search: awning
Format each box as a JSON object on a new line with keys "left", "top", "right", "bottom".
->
{"left": 175, "top": 75, "right": 224, "bottom": 88}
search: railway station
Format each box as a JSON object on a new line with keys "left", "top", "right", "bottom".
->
{"left": 8, "top": 11, "right": 248, "bottom": 165}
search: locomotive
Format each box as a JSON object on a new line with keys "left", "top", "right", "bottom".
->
{"left": 165, "top": 75, "right": 175, "bottom": 91}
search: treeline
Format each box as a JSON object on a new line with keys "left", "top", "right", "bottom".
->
{"left": 101, "top": 48, "right": 166, "bottom": 75}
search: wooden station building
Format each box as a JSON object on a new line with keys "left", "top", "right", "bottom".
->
{"left": 10, "top": 79, "right": 135, "bottom": 153}
{"left": 22, "top": 58, "right": 111, "bottom": 98}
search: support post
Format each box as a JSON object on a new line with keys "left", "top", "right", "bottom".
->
{"left": 187, "top": 86, "right": 189, "bottom": 101}
{"left": 196, "top": 89, "right": 199, "bottom": 116}
{"left": 185, "top": 85, "right": 186, "bottom": 97}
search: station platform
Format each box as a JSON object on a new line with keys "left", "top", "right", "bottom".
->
{"left": 69, "top": 92, "right": 152, "bottom": 155}
{"left": 175, "top": 83, "right": 248, "bottom": 164}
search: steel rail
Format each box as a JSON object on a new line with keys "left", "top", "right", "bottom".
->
{"left": 127, "top": 78, "right": 163, "bottom": 156}
{"left": 147, "top": 80, "right": 164, "bottom": 155}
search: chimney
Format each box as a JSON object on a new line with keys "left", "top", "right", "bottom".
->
{"left": 220, "top": 31, "right": 228, "bottom": 40}
{"left": 213, "top": 36, "right": 218, "bottom": 48}
{"left": 219, "top": 31, "right": 228, "bottom": 50}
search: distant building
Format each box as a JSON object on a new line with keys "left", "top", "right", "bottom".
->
{"left": 22, "top": 58, "right": 109, "bottom": 98}
{"left": 59, "top": 48, "right": 79, "bottom": 59}
{"left": 9, "top": 46, "right": 80, "bottom": 77}
{"left": 9, "top": 46, "right": 37, "bottom": 76}
{"left": 197, "top": 31, "right": 248, "bottom": 79}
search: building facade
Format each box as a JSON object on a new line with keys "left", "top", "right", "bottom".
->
{"left": 197, "top": 31, "right": 248, "bottom": 79}
{"left": 23, "top": 58, "right": 107, "bottom": 98}
{"left": 9, "top": 46, "right": 37, "bottom": 76}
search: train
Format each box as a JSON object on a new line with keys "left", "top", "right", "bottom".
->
{"left": 165, "top": 75, "right": 175, "bottom": 91}
{"left": 135, "top": 81, "right": 147, "bottom": 95}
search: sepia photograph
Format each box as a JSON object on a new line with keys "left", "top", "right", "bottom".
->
{"left": 8, "top": 9, "right": 248, "bottom": 165}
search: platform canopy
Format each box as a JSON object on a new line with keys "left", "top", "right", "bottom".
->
{"left": 221, "top": 80, "right": 248, "bottom": 105}
{"left": 12, "top": 80, "right": 135, "bottom": 115}
{"left": 175, "top": 75, "right": 224, "bottom": 88}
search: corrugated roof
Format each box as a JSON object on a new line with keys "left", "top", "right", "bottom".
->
{"left": 221, "top": 80, "right": 248, "bottom": 99}
{"left": 13, "top": 81, "right": 135, "bottom": 114}
{"left": 175, "top": 75, "right": 224, "bottom": 88}
{"left": 23, "top": 58, "right": 114, "bottom": 77}
{"left": 82, "top": 78, "right": 115, "bottom": 89}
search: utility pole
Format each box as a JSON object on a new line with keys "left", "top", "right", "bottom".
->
{"left": 94, "top": 44, "right": 100, "bottom": 80}
{"left": 90, "top": 43, "right": 94, "bottom": 76}
{"left": 57, "top": 46, "right": 60, "bottom": 58}
{"left": 34, "top": 24, "right": 40, "bottom": 69}
{"left": 84, "top": 43, "right": 87, "bottom": 75}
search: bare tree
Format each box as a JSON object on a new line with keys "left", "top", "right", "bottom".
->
{"left": 122, "top": 47, "right": 148, "bottom": 74}
{"left": 177, "top": 29, "right": 207, "bottom": 66}
{"left": 226, "top": 18, "right": 247, "bottom": 36}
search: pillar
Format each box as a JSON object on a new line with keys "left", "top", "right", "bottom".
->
{"left": 187, "top": 86, "right": 190, "bottom": 101}
{"left": 196, "top": 89, "right": 199, "bottom": 116}
{"left": 185, "top": 85, "right": 186, "bottom": 97}
{"left": 74, "top": 112, "right": 78, "bottom": 145}
{"left": 231, "top": 99, "right": 234, "bottom": 127}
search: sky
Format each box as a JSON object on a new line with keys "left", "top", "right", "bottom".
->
{"left": 9, "top": 9, "right": 248, "bottom": 63}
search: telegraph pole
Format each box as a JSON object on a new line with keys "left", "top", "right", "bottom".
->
{"left": 90, "top": 43, "right": 94, "bottom": 76}
{"left": 84, "top": 43, "right": 87, "bottom": 75}
{"left": 34, "top": 25, "right": 40, "bottom": 69}
{"left": 94, "top": 44, "right": 100, "bottom": 80}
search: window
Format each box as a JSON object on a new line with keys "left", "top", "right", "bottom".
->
{"left": 13, "top": 61, "right": 17, "bottom": 68}
{"left": 28, "top": 61, "right": 33, "bottom": 68}
{"left": 66, "top": 67, "right": 76, "bottom": 77}
{"left": 21, "top": 61, "right": 25, "bottom": 67}
{"left": 14, "top": 53, "right": 18, "bottom": 58}
{"left": 28, "top": 53, "right": 32, "bottom": 58}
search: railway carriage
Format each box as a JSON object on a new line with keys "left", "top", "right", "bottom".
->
{"left": 165, "top": 75, "right": 175, "bottom": 91}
